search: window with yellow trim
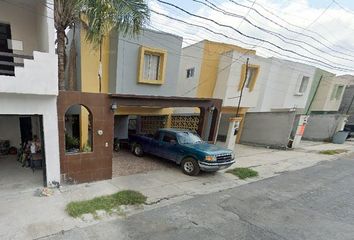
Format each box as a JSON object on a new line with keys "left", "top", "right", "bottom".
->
{"left": 138, "top": 46, "right": 167, "bottom": 85}
{"left": 238, "top": 64, "right": 260, "bottom": 92}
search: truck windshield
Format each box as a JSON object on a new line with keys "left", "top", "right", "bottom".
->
{"left": 177, "top": 132, "right": 203, "bottom": 144}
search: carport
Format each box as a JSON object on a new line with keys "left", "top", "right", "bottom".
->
{"left": 110, "top": 94, "right": 223, "bottom": 142}
{"left": 110, "top": 94, "right": 223, "bottom": 177}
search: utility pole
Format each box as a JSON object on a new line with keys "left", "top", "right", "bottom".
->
{"left": 236, "top": 58, "right": 249, "bottom": 117}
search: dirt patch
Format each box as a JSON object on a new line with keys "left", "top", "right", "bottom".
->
{"left": 112, "top": 149, "right": 175, "bottom": 177}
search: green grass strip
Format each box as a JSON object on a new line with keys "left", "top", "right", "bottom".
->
{"left": 227, "top": 167, "right": 259, "bottom": 180}
{"left": 66, "top": 190, "right": 147, "bottom": 218}
{"left": 319, "top": 149, "right": 348, "bottom": 155}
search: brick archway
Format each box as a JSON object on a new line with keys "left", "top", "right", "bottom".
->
{"left": 57, "top": 91, "right": 114, "bottom": 183}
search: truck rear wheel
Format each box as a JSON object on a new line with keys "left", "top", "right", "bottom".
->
{"left": 181, "top": 158, "right": 200, "bottom": 176}
{"left": 132, "top": 143, "right": 144, "bottom": 157}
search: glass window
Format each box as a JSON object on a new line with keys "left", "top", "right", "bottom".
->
{"left": 177, "top": 132, "right": 203, "bottom": 144}
{"left": 186, "top": 67, "right": 195, "bottom": 78}
{"left": 153, "top": 131, "right": 161, "bottom": 141}
{"left": 239, "top": 65, "right": 259, "bottom": 92}
{"left": 245, "top": 67, "right": 257, "bottom": 88}
{"left": 162, "top": 133, "right": 177, "bottom": 143}
{"left": 299, "top": 76, "right": 309, "bottom": 93}
{"left": 335, "top": 85, "right": 344, "bottom": 100}
{"left": 143, "top": 53, "right": 160, "bottom": 80}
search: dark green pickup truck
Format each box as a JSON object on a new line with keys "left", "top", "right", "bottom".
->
{"left": 129, "top": 128, "right": 235, "bottom": 176}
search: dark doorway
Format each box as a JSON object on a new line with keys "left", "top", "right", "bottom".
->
{"left": 0, "top": 115, "right": 46, "bottom": 192}
{"left": 0, "top": 23, "right": 14, "bottom": 76}
{"left": 19, "top": 117, "right": 33, "bottom": 144}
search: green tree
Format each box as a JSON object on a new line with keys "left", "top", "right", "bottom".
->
{"left": 54, "top": 0, "right": 150, "bottom": 91}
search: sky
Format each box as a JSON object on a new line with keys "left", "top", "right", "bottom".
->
{"left": 147, "top": 0, "right": 354, "bottom": 75}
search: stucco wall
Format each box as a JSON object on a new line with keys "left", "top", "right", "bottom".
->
{"left": 309, "top": 73, "right": 347, "bottom": 112}
{"left": 0, "top": 116, "right": 21, "bottom": 147}
{"left": 339, "top": 85, "right": 354, "bottom": 124}
{"left": 0, "top": 0, "right": 57, "bottom": 96}
{"left": 240, "top": 112, "right": 296, "bottom": 148}
{"left": 178, "top": 41, "right": 204, "bottom": 98}
{"left": 0, "top": 94, "right": 60, "bottom": 184}
{"left": 0, "top": 51, "right": 58, "bottom": 95}
{"left": 305, "top": 69, "right": 335, "bottom": 113}
{"left": 303, "top": 114, "right": 345, "bottom": 141}
{"left": 214, "top": 51, "right": 267, "bottom": 109}
{"left": 110, "top": 29, "right": 183, "bottom": 96}
{"left": 0, "top": 0, "right": 53, "bottom": 55}
{"left": 217, "top": 113, "right": 235, "bottom": 141}
{"left": 252, "top": 58, "right": 316, "bottom": 112}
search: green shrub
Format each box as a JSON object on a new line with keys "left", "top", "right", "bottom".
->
{"left": 227, "top": 167, "right": 259, "bottom": 179}
{"left": 66, "top": 190, "right": 147, "bottom": 218}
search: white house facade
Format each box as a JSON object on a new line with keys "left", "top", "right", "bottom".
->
{"left": 0, "top": 0, "right": 60, "bottom": 187}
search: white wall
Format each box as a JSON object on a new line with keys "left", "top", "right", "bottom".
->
{"left": 0, "top": 0, "right": 54, "bottom": 55}
{"left": 250, "top": 58, "right": 316, "bottom": 112}
{"left": 311, "top": 75, "right": 348, "bottom": 112}
{"left": 214, "top": 51, "right": 266, "bottom": 108}
{"left": 174, "top": 41, "right": 205, "bottom": 114}
{"left": 0, "top": 116, "right": 21, "bottom": 147}
{"left": 0, "top": 0, "right": 57, "bottom": 96}
{"left": 177, "top": 41, "right": 204, "bottom": 98}
{"left": 0, "top": 94, "right": 60, "bottom": 184}
{"left": 0, "top": 51, "right": 58, "bottom": 95}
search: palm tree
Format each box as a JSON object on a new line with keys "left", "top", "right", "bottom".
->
{"left": 54, "top": 0, "right": 150, "bottom": 91}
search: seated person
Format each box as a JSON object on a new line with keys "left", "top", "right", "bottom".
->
{"left": 30, "top": 135, "right": 42, "bottom": 161}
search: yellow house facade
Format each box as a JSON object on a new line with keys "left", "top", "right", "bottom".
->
{"left": 70, "top": 27, "right": 184, "bottom": 145}
{"left": 178, "top": 40, "right": 260, "bottom": 142}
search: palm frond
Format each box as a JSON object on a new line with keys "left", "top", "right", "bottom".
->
{"left": 81, "top": 0, "right": 150, "bottom": 48}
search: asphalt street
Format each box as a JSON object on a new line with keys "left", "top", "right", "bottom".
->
{"left": 43, "top": 157, "right": 354, "bottom": 240}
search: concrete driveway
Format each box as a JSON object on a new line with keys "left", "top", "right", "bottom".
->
{"left": 112, "top": 149, "right": 175, "bottom": 177}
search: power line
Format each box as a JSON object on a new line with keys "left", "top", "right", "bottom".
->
{"left": 193, "top": 0, "right": 354, "bottom": 64}
{"left": 238, "top": 0, "right": 256, "bottom": 28}
{"left": 240, "top": 0, "right": 354, "bottom": 53}
{"left": 155, "top": 1, "right": 354, "bottom": 72}
{"left": 149, "top": 12, "right": 351, "bottom": 98}
{"left": 304, "top": 0, "right": 334, "bottom": 29}
{"left": 151, "top": 9, "right": 354, "bottom": 73}
{"left": 223, "top": 0, "right": 354, "bottom": 59}
{"left": 333, "top": 0, "right": 354, "bottom": 15}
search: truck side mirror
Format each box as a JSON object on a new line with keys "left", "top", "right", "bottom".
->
{"left": 170, "top": 139, "right": 177, "bottom": 145}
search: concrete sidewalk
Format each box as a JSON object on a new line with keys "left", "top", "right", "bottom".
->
{"left": 1, "top": 140, "right": 354, "bottom": 240}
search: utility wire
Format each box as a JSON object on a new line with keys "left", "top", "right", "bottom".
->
{"left": 241, "top": 0, "right": 354, "bottom": 53}
{"left": 237, "top": 0, "right": 256, "bottom": 28}
{"left": 210, "top": 0, "right": 354, "bottom": 60}
{"left": 156, "top": 1, "right": 354, "bottom": 72}
{"left": 304, "top": 0, "right": 334, "bottom": 29}
{"left": 151, "top": 9, "right": 354, "bottom": 73}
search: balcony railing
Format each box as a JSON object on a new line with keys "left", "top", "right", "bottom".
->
{"left": 0, "top": 51, "right": 34, "bottom": 76}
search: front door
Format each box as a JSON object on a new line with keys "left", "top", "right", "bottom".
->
{"left": 0, "top": 23, "right": 14, "bottom": 76}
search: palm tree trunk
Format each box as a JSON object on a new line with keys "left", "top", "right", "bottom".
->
{"left": 57, "top": 29, "right": 66, "bottom": 91}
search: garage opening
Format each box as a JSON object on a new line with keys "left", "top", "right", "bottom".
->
{"left": 111, "top": 104, "right": 215, "bottom": 177}
{"left": 0, "top": 115, "right": 46, "bottom": 192}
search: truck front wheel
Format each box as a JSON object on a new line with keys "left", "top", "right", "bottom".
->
{"left": 181, "top": 158, "right": 200, "bottom": 176}
{"left": 132, "top": 143, "right": 144, "bottom": 157}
